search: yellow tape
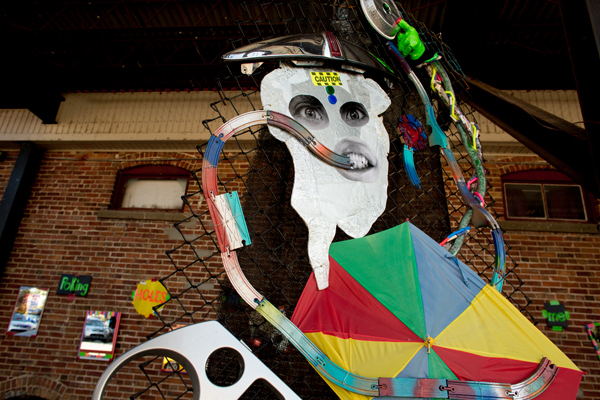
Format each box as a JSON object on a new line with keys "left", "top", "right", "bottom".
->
{"left": 311, "top": 71, "right": 342, "bottom": 86}
{"left": 430, "top": 66, "right": 437, "bottom": 91}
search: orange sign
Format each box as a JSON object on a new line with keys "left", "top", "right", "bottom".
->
{"left": 132, "top": 280, "right": 170, "bottom": 318}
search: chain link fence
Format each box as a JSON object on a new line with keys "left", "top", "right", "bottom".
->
{"left": 104, "top": 1, "right": 533, "bottom": 399}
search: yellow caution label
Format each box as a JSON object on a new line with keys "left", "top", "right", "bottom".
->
{"left": 311, "top": 72, "right": 343, "bottom": 86}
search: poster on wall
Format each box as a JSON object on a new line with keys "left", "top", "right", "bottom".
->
{"left": 78, "top": 310, "right": 121, "bottom": 361}
{"left": 586, "top": 322, "right": 600, "bottom": 361}
{"left": 56, "top": 274, "right": 92, "bottom": 297}
{"left": 542, "top": 301, "right": 570, "bottom": 331}
{"left": 7, "top": 286, "right": 49, "bottom": 337}
{"left": 131, "top": 279, "right": 170, "bottom": 318}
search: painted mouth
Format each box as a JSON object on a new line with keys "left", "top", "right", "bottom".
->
{"left": 334, "top": 137, "right": 380, "bottom": 183}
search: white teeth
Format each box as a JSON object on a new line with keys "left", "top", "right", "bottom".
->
{"left": 348, "top": 153, "right": 369, "bottom": 169}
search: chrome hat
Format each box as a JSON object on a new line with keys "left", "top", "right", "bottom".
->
{"left": 222, "top": 31, "right": 395, "bottom": 80}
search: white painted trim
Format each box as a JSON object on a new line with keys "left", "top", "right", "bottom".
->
{"left": 0, "top": 91, "right": 262, "bottom": 150}
{"left": 0, "top": 90, "right": 582, "bottom": 154}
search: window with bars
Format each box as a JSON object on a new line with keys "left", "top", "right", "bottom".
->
{"left": 502, "top": 170, "right": 596, "bottom": 223}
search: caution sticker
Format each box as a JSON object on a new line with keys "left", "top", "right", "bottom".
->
{"left": 311, "top": 72, "right": 343, "bottom": 86}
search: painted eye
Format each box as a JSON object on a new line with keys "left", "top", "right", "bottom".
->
{"left": 304, "top": 108, "right": 318, "bottom": 119}
{"left": 289, "top": 95, "right": 330, "bottom": 130}
{"left": 340, "top": 102, "right": 369, "bottom": 127}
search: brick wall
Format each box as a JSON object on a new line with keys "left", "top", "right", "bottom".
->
{"left": 0, "top": 150, "right": 218, "bottom": 399}
{"left": 1, "top": 148, "right": 598, "bottom": 398}
{"left": 482, "top": 154, "right": 599, "bottom": 398}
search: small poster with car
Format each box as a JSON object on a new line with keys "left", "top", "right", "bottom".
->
{"left": 7, "top": 286, "right": 49, "bottom": 337}
{"left": 78, "top": 310, "right": 121, "bottom": 361}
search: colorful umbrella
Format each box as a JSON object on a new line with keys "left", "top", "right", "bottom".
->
{"left": 291, "top": 222, "right": 581, "bottom": 399}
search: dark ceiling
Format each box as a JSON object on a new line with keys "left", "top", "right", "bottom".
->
{"left": 442, "top": 0, "right": 575, "bottom": 90}
{"left": 2, "top": 1, "right": 599, "bottom": 197}
{"left": 1, "top": 0, "right": 575, "bottom": 98}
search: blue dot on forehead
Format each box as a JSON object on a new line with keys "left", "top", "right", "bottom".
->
{"left": 328, "top": 94, "right": 337, "bottom": 105}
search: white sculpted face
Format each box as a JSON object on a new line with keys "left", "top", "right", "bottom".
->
{"left": 261, "top": 65, "right": 391, "bottom": 289}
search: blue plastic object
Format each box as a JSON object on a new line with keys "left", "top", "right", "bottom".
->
{"left": 206, "top": 135, "right": 225, "bottom": 166}
{"left": 490, "top": 228, "right": 507, "bottom": 292}
{"left": 403, "top": 145, "right": 421, "bottom": 188}
{"left": 387, "top": 41, "right": 448, "bottom": 149}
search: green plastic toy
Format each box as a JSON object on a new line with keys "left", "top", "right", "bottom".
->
{"left": 394, "top": 19, "right": 425, "bottom": 60}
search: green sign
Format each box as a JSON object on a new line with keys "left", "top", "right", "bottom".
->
{"left": 56, "top": 274, "right": 92, "bottom": 297}
{"left": 542, "top": 301, "right": 570, "bottom": 331}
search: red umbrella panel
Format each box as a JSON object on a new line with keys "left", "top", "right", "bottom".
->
{"left": 291, "top": 222, "right": 582, "bottom": 400}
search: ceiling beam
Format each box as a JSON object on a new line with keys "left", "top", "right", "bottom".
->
{"left": 441, "top": 0, "right": 575, "bottom": 90}
{"left": 0, "top": 92, "right": 64, "bottom": 124}
{"left": 558, "top": 0, "right": 600, "bottom": 201}
{"left": 0, "top": 142, "right": 45, "bottom": 276}
{"left": 461, "top": 77, "right": 600, "bottom": 198}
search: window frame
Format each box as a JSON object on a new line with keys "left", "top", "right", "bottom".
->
{"left": 501, "top": 170, "right": 597, "bottom": 224}
{"left": 111, "top": 165, "right": 190, "bottom": 212}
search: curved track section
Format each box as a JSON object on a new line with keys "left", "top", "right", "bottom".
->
{"left": 200, "top": 110, "right": 551, "bottom": 399}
